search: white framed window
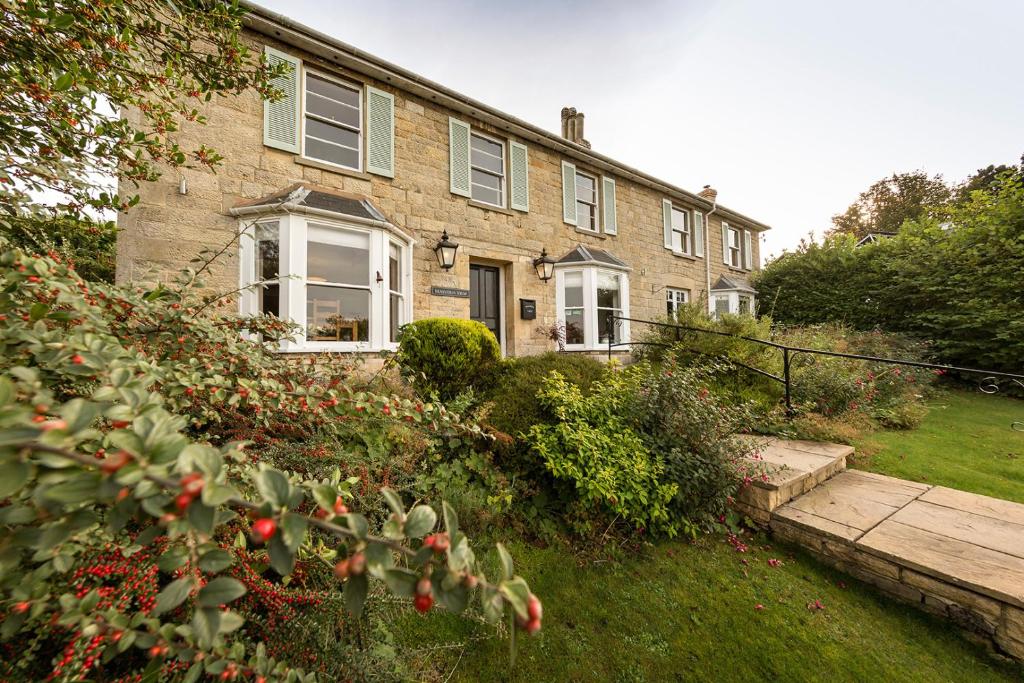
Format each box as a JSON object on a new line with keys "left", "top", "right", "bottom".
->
{"left": 670, "top": 206, "right": 691, "bottom": 255}
{"left": 666, "top": 288, "right": 689, "bottom": 317}
{"left": 575, "top": 171, "right": 599, "bottom": 232}
{"left": 555, "top": 267, "right": 630, "bottom": 350}
{"left": 713, "top": 294, "right": 731, "bottom": 319}
{"left": 711, "top": 291, "right": 756, "bottom": 319}
{"left": 738, "top": 294, "right": 752, "bottom": 315}
{"left": 239, "top": 214, "right": 412, "bottom": 352}
{"left": 302, "top": 70, "right": 362, "bottom": 171}
{"left": 726, "top": 224, "right": 742, "bottom": 268}
{"left": 470, "top": 131, "right": 506, "bottom": 207}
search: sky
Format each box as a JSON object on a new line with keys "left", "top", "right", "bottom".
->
{"left": 255, "top": 0, "right": 1024, "bottom": 261}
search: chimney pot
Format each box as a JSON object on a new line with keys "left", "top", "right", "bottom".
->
{"left": 559, "top": 106, "right": 590, "bottom": 148}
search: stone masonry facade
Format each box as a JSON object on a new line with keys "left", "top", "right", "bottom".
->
{"left": 116, "top": 8, "right": 769, "bottom": 357}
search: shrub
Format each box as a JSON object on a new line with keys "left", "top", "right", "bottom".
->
{"left": 484, "top": 352, "right": 609, "bottom": 438}
{"left": 0, "top": 243, "right": 540, "bottom": 681}
{"left": 625, "top": 360, "right": 760, "bottom": 534}
{"left": 526, "top": 371, "right": 679, "bottom": 537}
{"left": 396, "top": 318, "right": 501, "bottom": 401}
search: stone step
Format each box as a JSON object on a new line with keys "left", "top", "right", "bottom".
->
{"left": 732, "top": 435, "right": 851, "bottom": 524}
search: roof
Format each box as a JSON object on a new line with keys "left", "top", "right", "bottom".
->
{"left": 555, "top": 245, "right": 630, "bottom": 271}
{"left": 231, "top": 183, "right": 388, "bottom": 222}
{"left": 855, "top": 231, "right": 897, "bottom": 247}
{"left": 239, "top": 1, "right": 771, "bottom": 233}
{"left": 711, "top": 275, "right": 757, "bottom": 293}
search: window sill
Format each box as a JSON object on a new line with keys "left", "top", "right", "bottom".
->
{"left": 275, "top": 343, "right": 397, "bottom": 354}
{"left": 294, "top": 156, "right": 374, "bottom": 181}
{"left": 574, "top": 227, "right": 606, "bottom": 238}
{"left": 467, "top": 199, "right": 515, "bottom": 216}
{"left": 670, "top": 250, "right": 700, "bottom": 261}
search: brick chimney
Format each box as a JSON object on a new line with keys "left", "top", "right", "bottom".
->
{"left": 560, "top": 106, "right": 591, "bottom": 149}
{"left": 698, "top": 185, "right": 718, "bottom": 203}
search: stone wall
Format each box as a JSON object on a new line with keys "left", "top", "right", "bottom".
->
{"left": 116, "top": 29, "right": 764, "bottom": 357}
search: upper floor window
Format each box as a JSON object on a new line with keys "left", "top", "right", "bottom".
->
{"left": 575, "top": 171, "right": 599, "bottom": 231}
{"left": 239, "top": 214, "right": 411, "bottom": 352}
{"left": 302, "top": 71, "right": 362, "bottom": 171}
{"left": 666, "top": 287, "right": 689, "bottom": 317}
{"left": 670, "top": 207, "right": 691, "bottom": 255}
{"left": 726, "top": 225, "right": 742, "bottom": 268}
{"left": 470, "top": 132, "right": 506, "bottom": 207}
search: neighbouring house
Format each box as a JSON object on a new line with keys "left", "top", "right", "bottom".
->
{"left": 115, "top": 1, "right": 771, "bottom": 357}
{"left": 855, "top": 231, "right": 897, "bottom": 247}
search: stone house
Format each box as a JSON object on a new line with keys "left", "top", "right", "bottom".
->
{"left": 115, "top": 2, "right": 771, "bottom": 358}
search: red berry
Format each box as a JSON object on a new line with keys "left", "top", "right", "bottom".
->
{"left": 413, "top": 594, "right": 433, "bottom": 613}
{"left": 180, "top": 472, "right": 204, "bottom": 496}
{"left": 333, "top": 498, "right": 348, "bottom": 515}
{"left": 251, "top": 518, "right": 277, "bottom": 543}
{"left": 100, "top": 450, "right": 132, "bottom": 474}
{"left": 527, "top": 594, "right": 543, "bottom": 621}
{"left": 12, "top": 601, "right": 29, "bottom": 614}
{"left": 333, "top": 559, "right": 350, "bottom": 580}
{"left": 38, "top": 418, "right": 67, "bottom": 431}
{"left": 110, "top": 420, "right": 130, "bottom": 429}
{"left": 463, "top": 573, "right": 479, "bottom": 589}
{"left": 423, "top": 534, "right": 436, "bottom": 549}
{"left": 431, "top": 533, "right": 449, "bottom": 554}
{"left": 174, "top": 493, "right": 193, "bottom": 512}
{"left": 348, "top": 551, "right": 366, "bottom": 576}
{"left": 71, "top": 354, "right": 85, "bottom": 364}
{"left": 148, "top": 644, "right": 165, "bottom": 658}
{"left": 381, "top": 405, "right": 391, "bottom": 415}
{"left": 184, "top": 387, "right": 194, "bottom": 396}
{"left": 524, "top": 617, "right": 541, "bottom": 635}
{"left": 415, "top": 576, "right": 432, "bottom": 597}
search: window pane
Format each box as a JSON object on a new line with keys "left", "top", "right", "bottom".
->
{"left": 306, "top": 92, "right": 360, "bottom": 129}
{"left": 307, "top": 227, "right": 369, "bottom": 286}
{"left": 306, "top": 286, "right": 369, "bottom": 342}
{"left": 575, "top": 173, "right": 595, "bottom": 201}
{"left": 715, "top": 296, "right": 730, "bottom": 315}
{"left": 471, "top": 168, "right": 502, "bottom": 191}
{"left": 390, "top": 293, "right": 402, "bottom": 343}
{"left": 565, "top": 308, "right": 584, "bottom": 345}
{"left": 671, "top": 208, "right": 687, "bottom": 231}
{"left": 738, "top": 296, "right": 751, "bottom": 314}
{"left": 596, "top": 272, "right": 620, "bottom": 309}
{"left": 597, "top": 312, "right": 620, "bottom": 344}
{"left": 255, "top": 223, "right": 279, "bottom": 317}
{"left": 563, "top": 271, "right": 584, "bottom": 308}
{"left": 306, "top": 74, "right": 360, "bottom": 109}
{"left": 389, "top": 243, "right": 401, "bottom": 293}
{"left": 470, "top": 135, "right": 504, "bottom": 174}
{"left": 471, "top": 134, "right": 503, "bottom": 159}
{"left": 577, "top": 201, "right": 596, "bottom": 230}
{"left": 671, "top": 230, "right": 683, "bottom": 252}
{"left": 305, "top": 117, "right": 359, "bottom": 149}
{"left": 305, "top": 136, "right": 360, "bottom": 169}
{"left": 471, "top": 183, "right": 501, "bottom": 206}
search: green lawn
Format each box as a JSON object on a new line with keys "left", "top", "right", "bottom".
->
{"left": 853, "top": 389, "right": 1024, "bottom": 503}
{"left": 387, "top": 535, "right": 1021, "bottom": 682}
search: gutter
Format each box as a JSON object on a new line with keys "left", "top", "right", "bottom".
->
{"left": 238, "top": 1, "right": 771, "bottom": 233}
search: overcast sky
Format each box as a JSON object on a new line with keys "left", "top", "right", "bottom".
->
{"left": 255, "top": 0, "right": 1024, "bottom": 260}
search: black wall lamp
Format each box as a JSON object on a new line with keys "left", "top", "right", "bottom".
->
{"left": 434, "top": 230, "right": 459, "bottom": 270}
{"left": 533, "top": 248, "right": 556, "bottom": 282}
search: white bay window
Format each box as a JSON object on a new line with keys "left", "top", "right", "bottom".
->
{"left": 555, "top": 266, "right": 630, "bottom": 351}
{"left": 239, "top": 212, "right": 412, "bottom": 352}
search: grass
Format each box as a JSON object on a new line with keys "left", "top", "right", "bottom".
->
{"left": 386, "top": 534, "right": 1022, "bottom": 682}
{"left": 853, "top": 388, "right": 1024, "bottom": 503}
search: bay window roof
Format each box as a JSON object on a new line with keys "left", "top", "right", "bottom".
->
{"left": 555, "top": 245, "right": 630, "bottom": 271}
{"left": 710, "top": 275, "right": 756, "bottom": 294}
{"left": 230, "top": 183, "right": 394, "bottom": 228}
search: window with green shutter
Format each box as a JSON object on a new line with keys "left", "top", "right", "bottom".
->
{"left": 263, "top": 47, "right": 301, "bottom": 154}
{"left": 365, "top": 86, "right": 395, "bottom": 178}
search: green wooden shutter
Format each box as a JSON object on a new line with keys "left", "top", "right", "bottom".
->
{"left": 263, "top": 47, "right": 301, "bottom": 153}
{"left": 743, "top": 229, "right": 753, "bottom": 269}
{"left": 601, "top": 176, "right": 617, "bottom": 234}
{"left": 449, "top": 117, "right": 471, "bottom": 197}
{"left": 365, "top": 86, "right": 395, "bottom": 178}
{"left": 662, "top": 199, "right": 673, "bottom": 249}
{"left": 509, "top": 141, "right": 529, "bottom": 211}
{"left": 693, "top": 211, "right": 705, "bottom": 257}
{"left": 561, "top": 161, "right": 577, "bottom": 225}
{"left": 722, "top": 222, "right": 730, "bottom": 265}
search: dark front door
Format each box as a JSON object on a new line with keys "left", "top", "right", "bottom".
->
{"left": 469, "top": 264, "right": 501, "bottom": 343}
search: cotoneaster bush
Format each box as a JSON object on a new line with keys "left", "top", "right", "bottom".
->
{"left": 0, "top": 243, "right": 542, "bottom": 682}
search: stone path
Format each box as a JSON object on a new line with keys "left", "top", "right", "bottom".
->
{"left": 734, "top": 436, "right": 1024, "bottom": 661}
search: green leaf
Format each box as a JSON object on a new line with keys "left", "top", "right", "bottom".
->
{"left": 442, "top": 501, "right": 459, "bottom": 539}
{"left": 60, "top": 398, "right": 99, "bottom": 432}
{"left": 197, "top": 577, "right": 246, "bottom": 607}
{"left": 496, "top": 543, "right": 514, "bottom": 581}
{"left": 364, "top": 542, "right": 394, "bottom": 576}
{"left": 345, "top": 513, "right": 369, "bottom": 540}
{"left": 403, "top": 505, "right": 436, "bottom": 539}
{"left": 44, "top": 472, "right": 102, "bottom": 504}
{"left": 197, "top": 548, "right": 233, "bottom": 573}
{"left": 382, "top": 568, "right": 417, "bottom": 598}
{"left": 192, "top": 607, "right": 221, "bottom": 649}
{"left": 0, "top": 461, "right": 30, "bottom": 498}
{"left": 380, "top": 488, "right": 405, "bottom": 517}
{"left": 152, "top": 577, "right": 193, "bottom": 616}
{"left": 267, "top": 534, "right": 294, "bottom": 576}
{"left": 345, "top": 573, "right": 368, "bottom": 617}
{"left": 499, "top": 577, "right": 531, "bottom": 620}
{"left": 254, "top": 469, "right": 290, "bottom": 507}
{"left": 279, "top": 512, "right": 307, "bottom": 553}
{"left": 186, "top": 501, "right": 215, "bottom": 535}
{"left": 157, "top": 546, "right": 189, "bottom": 573}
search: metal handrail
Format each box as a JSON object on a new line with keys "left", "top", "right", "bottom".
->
{"left": 605, "top": 314, "right": 1024, "bottom": 416}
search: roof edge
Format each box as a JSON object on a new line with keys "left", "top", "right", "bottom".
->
{"left": 239, "top": 1, "right": 771, "bottom": 232}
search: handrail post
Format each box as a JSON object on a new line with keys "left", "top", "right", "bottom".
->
{"left": 607, "top": 314, "right": 612, "bottom": 362}
{"left": 783, "top": 347, "right": 793, "bottom": 415}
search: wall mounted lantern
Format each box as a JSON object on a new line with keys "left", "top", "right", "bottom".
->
{"left": 434, "top": 230, "right": 459, "bottom": 270}
{"left": 533, "top": 248, "right": 556, "bottom": 282}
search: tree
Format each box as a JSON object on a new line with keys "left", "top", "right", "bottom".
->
{"left": 953, "top": 154, "right": 1023, "bottom": 204}
{"left": 828, "top": 171, "right": 951, "bottom": 240}
{"left": 0, "top": 0, "right": 281, "bottom": 218}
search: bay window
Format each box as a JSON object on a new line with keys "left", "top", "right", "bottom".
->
{"left": 666, "top": 287, "right": 689, "bottom": 317}
{"left": 555, "top": 266, "right": 630, "bottom": 350}
{"left": 239, "top": 213, "right": 412, "bottom": 351}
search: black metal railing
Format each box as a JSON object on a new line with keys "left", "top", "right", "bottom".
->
{"left": 605, "top": 314, "right": 1024, "bottom": 428}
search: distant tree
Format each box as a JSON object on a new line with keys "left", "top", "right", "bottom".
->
{"left": 953, "top": 154, "right": 1023, "bottom": 203}
{"left": 828, "top": 171, "right": 951, "bottom": 240}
